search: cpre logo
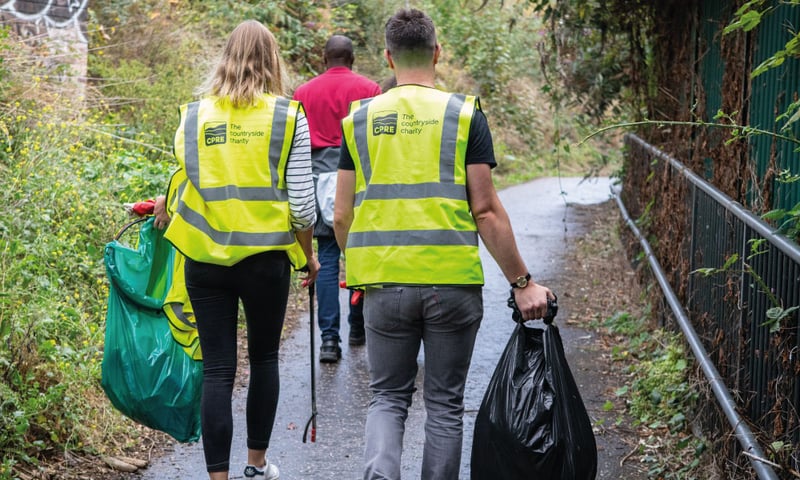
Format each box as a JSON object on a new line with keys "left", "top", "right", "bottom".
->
{"left": 372, "top": 111, "right": 397, "bottom": 136}
{"left": 204, "top": 122, "right": 227, "bottom": 146}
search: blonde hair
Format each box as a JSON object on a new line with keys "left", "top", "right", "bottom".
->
{"left": 198, "top": 20, "right": 284, "bottom": 107}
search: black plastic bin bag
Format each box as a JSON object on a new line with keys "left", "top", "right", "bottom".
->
{"left": 471, "top": 297, "right": 597, "bottom": 479}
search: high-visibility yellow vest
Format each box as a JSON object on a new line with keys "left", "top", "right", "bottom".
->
{"left": 163, "top": 250, "right": 202, "bottom": 360}
{"left": 159, "top": 170, "right": 201, "bottom": 360}
{"left": 164, "top": 95, "right": 306, "bottom": 269}
{"left": 341, "top": 86, "right": 484, "bottom": 287}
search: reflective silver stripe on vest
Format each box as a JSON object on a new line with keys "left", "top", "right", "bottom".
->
{"left": 352, "top": 98, "right": 373, "bottom": 182}
{"left": 183, "top": 99, "right": 289, "bottom": 202}
{"left": 167, "top": 303, "right": 194, "bottom": 329}
{"left": 347, "top": 229, "right": 478, "bottom": 248}
{"left": 440, "top": 94, "right": 466, "bottom": 183}
{"left": 268, "top": 98, "right": 290, "bottom": 190}
{"left": 354, "top": 182, "right": 467, "bottom": 207}
{"left": 175, "top": 199, "right": 295, "bottom": 246}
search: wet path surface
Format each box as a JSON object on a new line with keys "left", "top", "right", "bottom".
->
{"left": 140, "top": 176, "right": 642, "bottom": 479}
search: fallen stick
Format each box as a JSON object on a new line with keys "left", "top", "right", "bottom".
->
{"left": 117, "top": 456, "right": 149, "bottom": 468}
{"left": 102, "top": 456, "right": 138, "bottom": 472}
{"left": 741, "top": 451, "right": 781, "bottom": 469}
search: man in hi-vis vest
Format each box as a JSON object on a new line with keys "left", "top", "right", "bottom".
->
{"left": 333, "top": 8, "right": 554, "bottom": 480}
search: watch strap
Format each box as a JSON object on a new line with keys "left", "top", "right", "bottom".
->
{"left": 510, "top": 272, "right": 531, "bottom": 288}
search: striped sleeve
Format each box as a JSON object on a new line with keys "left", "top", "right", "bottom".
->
{"left": 286, "top": 112, "right": 316, "bottom": 231}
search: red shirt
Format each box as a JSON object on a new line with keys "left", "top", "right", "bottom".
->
{"left": 292, "top": 66, "right": 382, "bottom": 149}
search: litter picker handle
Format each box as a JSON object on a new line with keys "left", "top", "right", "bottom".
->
{"left": 302, "top": 413, "right": 317, "bottom": 443}
{"left": 302, "top": 282, "right": 317, "bottom": 443}
{"left": 113, "top": 216, "right": 149, "bottom": 241}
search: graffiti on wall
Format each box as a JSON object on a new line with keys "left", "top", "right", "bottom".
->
{"left": 1, "top": 0, "right": 89, "bottom": 43}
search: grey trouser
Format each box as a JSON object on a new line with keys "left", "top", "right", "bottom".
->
{"left": 362, "top": 286, "right": 483, "bottom": 480}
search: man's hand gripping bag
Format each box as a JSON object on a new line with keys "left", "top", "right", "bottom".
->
{"left": 471, "top": 294, "right": 597, "bottom": 479}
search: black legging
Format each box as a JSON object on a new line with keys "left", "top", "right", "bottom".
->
{"left": 185, "top": 251, "right": 291, "bottom": 473}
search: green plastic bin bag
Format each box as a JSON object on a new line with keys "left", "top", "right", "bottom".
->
{"left": 101, "top": 216, "right": 202, "bottom": 443}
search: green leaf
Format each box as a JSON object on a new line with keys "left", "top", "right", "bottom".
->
{"left": 0, "top": 316, "right": 9, "bottom": 338}
{"left": 762, "top": 209, "right": 788, "bottom": 221}
{"left": 669, "top": 412, "right": 686, "bottom": 425}
{"left": 748, "top": 238, "right": 768, "bottom": 256}
{"left": 751, "top": 53, "right": 786, "bottom": 78}
{"left": 738, "top": 10, "right": 764, "bottom": 32}
{"left": 779, "top": 105, "right": 800, "bottom": 131}
{"left": 766, "top": 309, "right": 780, "bottom": 321}
{"left": 724, "top": 7, "right": 763, "bottom": 35}
{"left": 691, "top": 267, "right": 717, "bottom": 277}
{"left": 695, "top": 442, "right": 707, "bottom": 455}
{"left": 721, "top": 253, "right": 740, "bottom": 270}
{"left": 650, "top": 389, "right": 662, "bottom": 405}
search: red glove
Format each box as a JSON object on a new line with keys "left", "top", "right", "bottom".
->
{"left": 131, "top": 199, "right": 156, "bottom": 216}
{"left": 340, "top": 281, "right": 363, "bottom": 305}
{"left": 351, "top": 290, "right": 363, "bottom": 306}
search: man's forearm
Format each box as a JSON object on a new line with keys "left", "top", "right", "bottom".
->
{"left": 475, "top": 210, "right": 528, "bottom": 283}
{"left": 333, "top": 215, "right": 351, "bottom": 251}
{"left": 333, "top": 169, "right": 356, "bottom": 251}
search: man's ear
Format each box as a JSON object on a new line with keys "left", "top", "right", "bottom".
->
{"left": 433, "top": 43, "right": 441, "bottom": 65}
{"left": 384, "top": 49, "right": 395, "bottom": 70}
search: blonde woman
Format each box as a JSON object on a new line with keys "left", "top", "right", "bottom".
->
{"left": 154, "top": 20, "right": 319, "bottom": 480}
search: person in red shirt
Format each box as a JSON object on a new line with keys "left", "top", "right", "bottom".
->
{"left": 292, "top": 35, "right": 381, "bottom": 363}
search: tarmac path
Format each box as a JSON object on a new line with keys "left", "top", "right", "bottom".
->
{"left": 139, "top": 176, "right": 645, "bottom": 479}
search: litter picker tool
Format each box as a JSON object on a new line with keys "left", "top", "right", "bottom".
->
{"left": 302, "top": 281, "right": 317, "bottom": 443}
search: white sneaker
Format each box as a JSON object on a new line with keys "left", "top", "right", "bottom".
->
{"left": 243, "top": 460, "right": 279, "bottom": 479}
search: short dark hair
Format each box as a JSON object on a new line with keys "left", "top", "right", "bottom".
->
{"left": 324, "top": 35, "right": 354, "bottom": 65}
{"left": 385, "top": 9, "right": 436, "bottom": 68}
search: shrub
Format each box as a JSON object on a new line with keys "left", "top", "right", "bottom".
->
{"left": 0, "top": 26, "right": 171, "bottom": 468}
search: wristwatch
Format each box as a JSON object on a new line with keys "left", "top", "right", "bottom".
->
{"left": 510, "top": 273, "right": 531, "bottom": 289}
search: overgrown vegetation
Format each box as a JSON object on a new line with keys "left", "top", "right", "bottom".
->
{"left": 723, "top": 0, "right": 800, "bottom": 241}
{"left": 0, "top": 28, "right": 171, "bottom": 477}
{"left": 14, "top": 0, "right": 790, "bottom": 477}
{"left": 0, "top": 1, "right": 617, "bottom": 477}
{"left": 530, "top": 0, "right": 800, "bottom": 477}
{"left": 530, "top": 0, "right": 800, "bottom": 240}
{"left": 575, "top": 203, "right": 711, "bottom": 479}
{"left": 604, "top": 310, "right": 709, "bottom": 479}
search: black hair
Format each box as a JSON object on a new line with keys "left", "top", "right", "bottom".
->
{"left": 384, "top": 9, "right": 436, "bottom": 68}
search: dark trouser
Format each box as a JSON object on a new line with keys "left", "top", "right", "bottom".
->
{"left": 362, "top": 286, "right": 483, "bottom": 479}
{"left": 315, "top": 235, "right": 342, "bottom": 342}
{"left": 185, "top": 251, "right": 290, "bottom": 473}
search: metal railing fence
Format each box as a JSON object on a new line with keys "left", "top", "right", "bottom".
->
{"left": 623, "top": 133, "right": 800, "bottom": 477}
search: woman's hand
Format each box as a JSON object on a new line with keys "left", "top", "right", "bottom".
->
{"left": 153, "top": 195, "right": 170, "bottom": 229}
{"left": 300, "top": 254, "right": 321, "bottom": 287}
